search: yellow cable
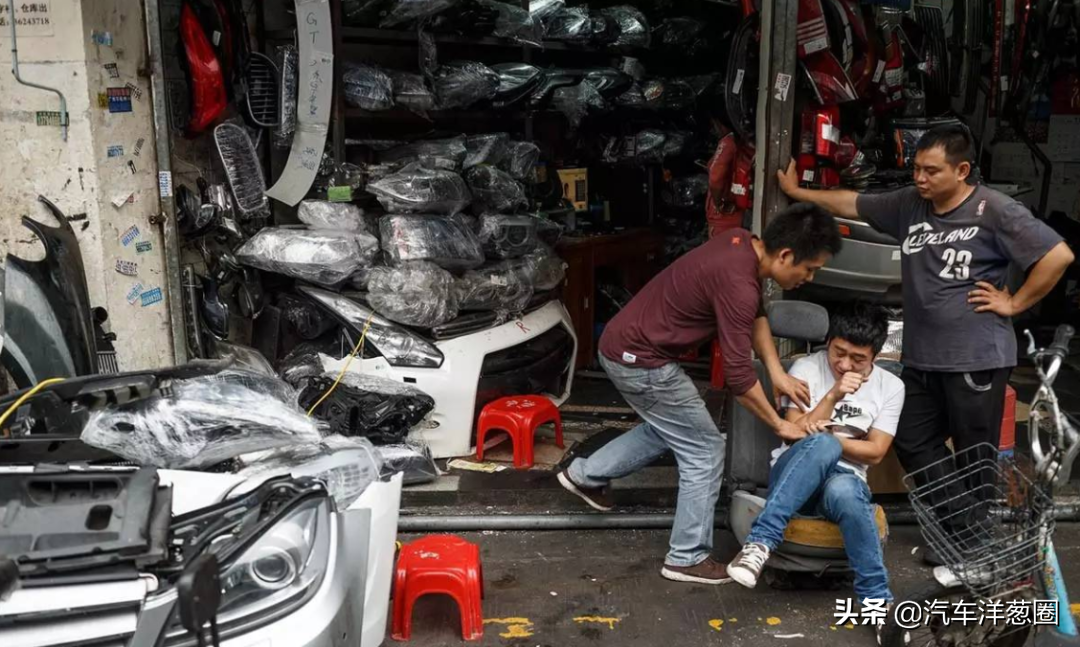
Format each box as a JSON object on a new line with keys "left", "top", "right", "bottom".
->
{"left": 306, "top": 313, "right": 376, "bottom": 417}
{"left": 0, "top": 377, "right": 64, "bottom": 437}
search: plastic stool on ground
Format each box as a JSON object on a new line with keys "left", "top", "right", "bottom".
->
{"left": 475, "top": 395, "right": 564, "bottom": 469}
{"left": 391, "top": 535, "right": 484, "bottom": 642}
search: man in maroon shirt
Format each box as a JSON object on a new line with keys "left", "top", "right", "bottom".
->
{"left": 558, "top": 203, "right": 843, "bottom": 584}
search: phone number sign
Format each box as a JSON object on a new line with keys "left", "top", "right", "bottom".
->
{"left": 0, "top": 2, "right": 54, "bottom": 37}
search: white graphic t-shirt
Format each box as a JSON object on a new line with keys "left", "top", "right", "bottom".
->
{"left": 776, "top": 351, "right": 906, "bottom": 480}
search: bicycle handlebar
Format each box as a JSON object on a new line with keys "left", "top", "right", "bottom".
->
{"left": 1049, "top": 325, "right": 1075, "bottom": 358}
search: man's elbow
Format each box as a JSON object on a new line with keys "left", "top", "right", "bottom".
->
{"left": 1059, "top": 243, "right": 1076, "bottom": 268}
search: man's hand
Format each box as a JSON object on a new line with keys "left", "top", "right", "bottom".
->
{"left": 828, "top": 372, "right": 866, "bottom": 401}
{"left": 772, "top": 372, "right": 811, "bottom": 411}
{"left": 968, "top": 281, "right": 1016, "bottom": 316}
{"left": 803, "top": 420, "right": 832, "bottom": 435}
{"left": 777, "top": 160, "right": 800, "bottom": 197}
{"left": 775, "top": 419, "right": 808, "bottom": 443}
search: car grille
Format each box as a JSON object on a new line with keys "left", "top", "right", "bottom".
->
{"left": 429, "top": 292, "right": 558, "bottom": 340}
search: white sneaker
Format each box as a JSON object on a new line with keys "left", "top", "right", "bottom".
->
{"left": 727, "top": 542, "right": 770, "bottom": 589}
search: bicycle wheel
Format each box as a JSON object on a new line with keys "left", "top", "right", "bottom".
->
{"left": 879, "top": 581, "right": 1034, "bottom": 647}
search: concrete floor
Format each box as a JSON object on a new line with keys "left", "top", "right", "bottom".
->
{"left": 391, "top": 524, "right": 1080, "bottom": 646}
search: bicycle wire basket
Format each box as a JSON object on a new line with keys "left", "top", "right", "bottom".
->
{"left": 904, "top": 442, "right": 1055, "bottom": 600}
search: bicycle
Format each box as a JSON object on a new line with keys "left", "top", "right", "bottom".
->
{"left": 879, "top": 325, "right": 1080, "bottom": 647}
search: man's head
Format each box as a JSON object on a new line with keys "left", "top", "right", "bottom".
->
{"left": 913, "top": 125, "right": 975, "bottom": 203}
{"left": 761, "top": 203, "right": 842, "bottom": 290}
{"left": 826, "top": 300, "right": 889, "bottom": 379}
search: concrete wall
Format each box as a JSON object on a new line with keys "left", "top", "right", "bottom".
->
{"left": 0, "top": 0, "right": 174, "bottom": 371}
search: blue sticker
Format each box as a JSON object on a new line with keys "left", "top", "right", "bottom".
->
{"left": 126, "top": 282, "right": 143, "bottom": 304}
{"left": 107, "top": 87, "right": 132, "bottom": 113}
{"left": 121, "top": 225, "right": 140, "bottom": 246}
{"left": 91, "top": 30, "right": 113, "bottom": 46}
{"left": 107, "top": 145, "right": 124, "bottom": 158}
{"left": 136, "top": 241, "right": 152, "bottom": 254}
{"left": 140, "top": 287, "right": 163, "bottom": 307}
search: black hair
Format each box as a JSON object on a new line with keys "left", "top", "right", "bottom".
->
{"left": 916, "top": 124, "right": 975, "bottom": 168}
{"left": 762, "top": 202, "right": 843, "bottom": 264}
{"left": 828, "top": 300, "right": 890, "bottom": 355}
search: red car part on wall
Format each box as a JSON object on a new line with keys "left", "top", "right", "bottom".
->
{"left": 180, "top": 1, "right": 227, "bottom": 134}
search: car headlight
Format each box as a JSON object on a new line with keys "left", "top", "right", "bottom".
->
{"left": 216, "top": 498, "right": 331, "bottom": 625}
{"left": 299, "top": 286, "right": 444, "bottom": 368}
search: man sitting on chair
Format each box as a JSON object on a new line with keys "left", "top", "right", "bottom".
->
{"left": 726, "top": 300, "right": 904, "bottom": 609}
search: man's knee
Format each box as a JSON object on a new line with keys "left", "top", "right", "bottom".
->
{"left": 822, "top": 473, "right": 870, "bottom": 512}
{"left": 795, "top": 432, "right": 843, "bottom": 462}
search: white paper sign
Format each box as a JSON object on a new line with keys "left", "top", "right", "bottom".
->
{"left": 265, "top": 0, "right": 332, "bottom": 206}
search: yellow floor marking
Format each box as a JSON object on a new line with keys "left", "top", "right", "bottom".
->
{"left": 830, "top": 626, "right": 838, "bottom": 631}
{"left": 574, "top": 616, "right": 621, "bottom": 630}
{"left": 766, "top": 617, "right": 782, "bottom": 626}
{"left": 729, "top": 618, "right": 738, "bottom": 623}
{"left": 1071, "top": 603, "right": 1080, "bottom": 616}
{"left": 708, "top": 619, "right": 724, "bottom": 632}
{"left": 845, "top": 623, "right": 855, "bottom": 630}
{"left": 484, "top": 617, "right": 535, "bottom": 639}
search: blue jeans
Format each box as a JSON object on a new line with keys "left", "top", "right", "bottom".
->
{"left": 569, "top": 355, "right": 725, "bottom": 567}
{"left": 745, "top": 433, "right": 892, "bottom": 603}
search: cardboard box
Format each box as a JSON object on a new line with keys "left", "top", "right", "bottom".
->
{"left": 867, "top": 446, "right": 908, "bottom": 495}
{"left": 558, "top": 168, "right": 588, "bottom": 212}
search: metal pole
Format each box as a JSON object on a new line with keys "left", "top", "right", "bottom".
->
{"left": 143, "top": 0, "right": 189, "bottom": 365}
{"left": 7, "top": 0, "right": 67, "bottom": 141}
{"left": 755, "top": 0, "right": 799, "bottom": 232}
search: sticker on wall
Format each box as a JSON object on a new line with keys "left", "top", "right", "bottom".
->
{"left": 124, "top": 82, "right": 143, "bottom": 101}
{"left": 91, "top": 29, "right": 112, "bottom": 46}
{"left": 128, "top": 160, "right": 137, "bottom": 174}
{"left": 107, "top": 87, "right": 133, "bottom": 113}
{"left": 97, "top": 92, "right": 109, "bottom": 109}
{"left": 1, "top": 2, "right": 55, "bottom": 37}
{"left": 107, "top": 145, "right": 124, "bottom": 158}
{"left": 104, "top": 63, "right": 120, "bottom": 79}
{"left": 115, "top": 259, "right": 138, "bottom": 277}
{"left": 136, "top": 241, "right": 153, "bottom": 254}
{"left": 111, "top": 192, "right": 135, "bottom": 208}
{"left": 773, "top": 72, "right": 792, "bottom": 102}
{"left": 35, "top": 111, "right": 66, "bottom": 127}
{"left": 133, "top": 137, "right": 145, "bottom": 157}
{"left": 327, "top": 185, "right": 352, "bottom": 202}
{"left": 121, "top": 224, "right": 140, "bottom": 246}
{"left": 126, "top": 282, "right": 144, "bottom": 305}
{"left": 140, "top": 287, "right": 163, "bottom": 307}
{"left": 158, "top": 171, "right": 173, "bottom": 198}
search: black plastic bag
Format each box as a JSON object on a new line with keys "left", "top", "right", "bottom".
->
{"left": 464, "top": 165, "right": 528, "bottom": 213}
{"left": 600, "top": 5, "right": 650, "bottom": 48}
{"left": 653, "top": 17, "right": 706, "bottom": 53}
{"left": 379, "top": 441, "right": 440, "bottom": 485}
{"left": 552, "top": 82, "right": 605, "bottom": 129}
{"left": 500, "top": 141, "right": 540, "bottom": 180}
{"left": 464, "top": 132, "right": 511, "bottom": 168}
{"left": 342, "top": 64, "right": 395, "bottom": 111}
{"left": 455, "top": 260, "right": 534, "bottom": 312}
{"left": 298, "top": 372, "right": 436, "bottom": 444}
{"left": 478, "top": 0, "right": 542, "bottom": 46}
{"left": 433, "top": 61, "right": 500, "bottom": 109}
{"left": 390, "top": 70, "right": 436, "bottom": 114}
{"left": 544, "top": 6, "right": 590, "bottom": 41}
{"left": 381, "top": 0, "right": 460, "bottom": 27}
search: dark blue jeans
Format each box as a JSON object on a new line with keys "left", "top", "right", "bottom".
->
{"left": 745, "top": 433, "right": 892, "bottom": 603}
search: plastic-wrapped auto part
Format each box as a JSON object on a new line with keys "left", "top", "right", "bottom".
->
{"left": 280, "top": 294, "right": 338, "bottom": 340}
{"left": 667, "top": 174, "right": 709, "bottom": 208}
{"left": 366, "top": 162, "right": 472, "bottom": 214}
{"left": 653, "top": 17, "right": 706, "bottom": 54}
{"left": 600, "top": 5, "right": 650, "bottom": 48}
{"left": 614, "top": 82, "right": 647, "bottom": 108}
{"left": 380, "top": 213, "right": 485, "bottom": 270}
{"left": 236, "top": 435, "right": 383, "bottom": 509}
{"left": 662, "top": 131, "right": 689, "bottom": 158}
{"left": 529, "top": 0, "right": 564, "bottom": 24}
{"left": 381, "top": 0, "right": 459, "bottom": 27}
{"left": 298, "top": 371, "right": 436, "bottom": 444}
{"left": 477, "top": 214, "right": 540, "bottom": 259}
{"left": 389, "top": 70, "right": 436, "bottom": 114}
{"left": 367, "top": 261, "right": 459, "bottom": 328}
{"left": 379, "top": 135, "right": 467, "bottom": 171}
{"left": 277, "top": 339, "right": 346, "bottom": 387}
{"left": 236, "top": 227, "right": 380, "bottom": 287}
{"left": 522, "top": 243, "right": 566, "bottom": 290}
{"left": 544, "top": 6, "right": 590, "bottom": 41}
{"left": 464, "top": 165, "right": 528, "bottom": 214}
{"left": 478, "top": 0, "right": 542, "bottom": 46}
{"left": 492, "top": 63, "right": 543, "bottom": 107}
{"left": 343, "top": 63, "right": 395, "bottom": 111}
{"left": 499, "top": 141, "right": 540, "bottom": 180}
{"left": 583, "top": 68, "right": 632, "bottom": 98}
{"left": 379, "top": 441, "right": 439, "bottom": 485}
{"left": 298, "top": 200, "right": 370, "bottom": 233}
{"left": 534, "top": 216, "right": 563, "bottom": 246}
{"left": 464, "top": 132, "right": 510, "bottom": 169}
{"left": 81, "top": 370, "right": 322, "bottom": 470}
{"left": 273, "top": 45, "right": 298, "bottom": 150}
{"left": 433, "top": 61, "right": 500, "bottom": 109}
{"left": 552, "top": 82, "right": 605, "bottom": 129}
{"left": 343, "top": 0, "right": 392, "bottom": 25}
{"left": 455, "top": 260, "right": 534, "bottom": 312}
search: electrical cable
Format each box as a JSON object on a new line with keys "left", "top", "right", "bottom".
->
{"left": 0, "top": 378, "right": 65, "bottom": 436}
{"left": 305, "top": 313, "right": 375, "bottom": 417}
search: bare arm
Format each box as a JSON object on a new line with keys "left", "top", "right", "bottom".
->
{"left": 752, "top": 316, "right": 810, "bottom": 410}
{"left": 968, "top": 242, "right": 1075, "bottom": 316}
{"left": 786, "top": 407, "right": 895, "bottom": 466}
{"left": 776, "top": 160, "right": 860, "bottom": 219}
{"left": 737, "top": 381, "right": 808, "bottom": 443}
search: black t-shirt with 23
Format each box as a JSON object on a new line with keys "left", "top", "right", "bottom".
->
{"left": 856, "top": 185, "right": 1063, "bottom": 372}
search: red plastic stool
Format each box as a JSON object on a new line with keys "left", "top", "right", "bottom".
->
{"left": 476, "top": 395, "right": 564, "bottom": 469}
{"left": 391, "top": 535, "right": 484, "bottom": 642}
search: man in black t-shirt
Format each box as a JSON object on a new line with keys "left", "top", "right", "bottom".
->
{"left": 777, "top": 124, "right": 1074, "bottom": 563}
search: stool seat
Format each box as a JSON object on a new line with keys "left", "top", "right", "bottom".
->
{"left": 476, "top": 395, "right": 564, "bottom": 469}
{"left": 391, "top": 535, "right": 484, "bottom": 642}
